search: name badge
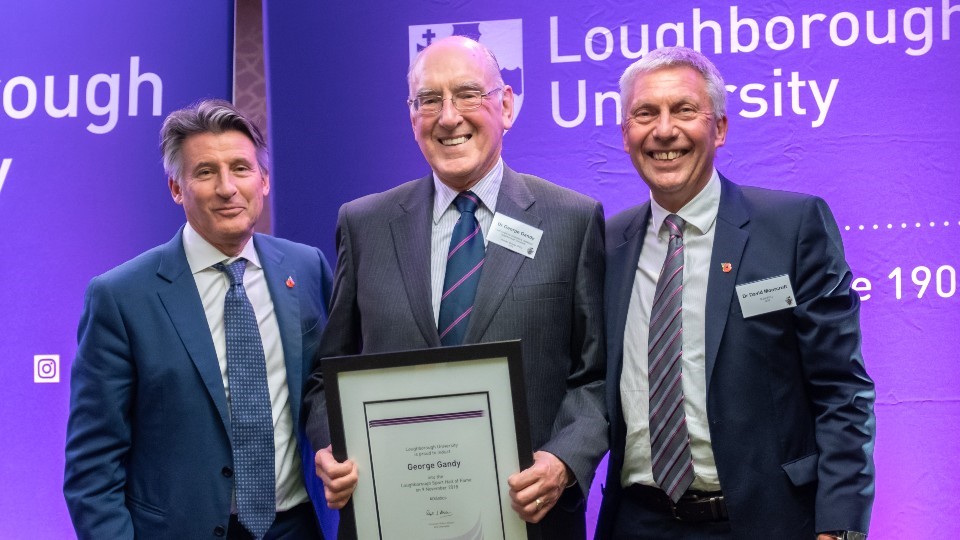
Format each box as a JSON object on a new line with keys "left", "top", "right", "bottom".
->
{"left": 488, "top": 212, "right": 543, "bottom": 259}
{"left": 735, "top": 274, "right": 796, "bottom": 318}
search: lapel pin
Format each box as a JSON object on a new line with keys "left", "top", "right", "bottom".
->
{"left": 285, "top": 276, "right": 295, "bottom": 288}
{"left": 721, "top": 262, "right": 732, "bottom": 273}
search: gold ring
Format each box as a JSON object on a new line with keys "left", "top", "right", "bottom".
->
{"left": 535, "top": 497, "right": 543, "bottom": 510}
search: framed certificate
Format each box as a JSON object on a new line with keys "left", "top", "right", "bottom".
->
{"left": 323, "top": 340, "right": 538, "bottom": 540}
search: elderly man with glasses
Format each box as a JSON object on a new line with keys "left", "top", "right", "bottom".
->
{"left": 304, "top": 35, "right": 608, "bottom": 539}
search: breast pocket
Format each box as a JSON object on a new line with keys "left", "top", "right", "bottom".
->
{"left": 511, "top": 281, "right": 569, "bottom": 301}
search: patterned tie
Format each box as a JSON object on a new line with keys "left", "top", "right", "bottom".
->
{"left": 648, "top": 214, "right": 694, "bottom": 503}
{"left": 438, "top": 191, "right": 485, "bottom": 346}
{"left": 214, "top": 259, "right": 275, "bottom": 539}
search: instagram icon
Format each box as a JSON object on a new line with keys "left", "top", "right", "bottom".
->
{"left": 34, "top": 354, "right": 60, "bottom": 383}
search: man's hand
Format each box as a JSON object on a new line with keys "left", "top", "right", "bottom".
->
{"left": 315, "top": 445, "right": 358, "bottom": 509}
{"left": 507, "top": 451, "right": 571, "bottom": 523}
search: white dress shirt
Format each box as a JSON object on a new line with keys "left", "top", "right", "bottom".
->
{"left": 620, "top": 170, "right": 723, "bottom": 492}
{"left": 430, "top": 158, "right": 503, "bottom": 323}
{"left": 182, "top": 223, "right": 308, "bottom": 511}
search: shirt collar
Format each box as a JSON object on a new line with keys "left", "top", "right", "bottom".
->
{"left": 432, "top": 157, "right": 503, "bottom": 223}
{"left": 182, "top": 222, "right": 261, "bottom": 274}
{"left": 649, "top": 168, "right": 721, "bottom": 238}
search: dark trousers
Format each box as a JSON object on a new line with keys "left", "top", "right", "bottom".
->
{"left": 228, "top": 502, "right": 321, "bottom": 540}
{"left": 536, "top": 500, "right": 587, "bottom": 540}
{"left": 611, "top": 493, "right": 733, "bottom": 540}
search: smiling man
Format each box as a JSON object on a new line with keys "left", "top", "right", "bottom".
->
{"left": 64, "top": 99, "right": 333, "bottom": 539}
{"left": 595, "top": 47, "right": 875, "bottom": 540}
{"left": 304, "top": 36, "right": 607, "bottom": 539}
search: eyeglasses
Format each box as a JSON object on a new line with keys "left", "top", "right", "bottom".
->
{"left": 408, "top": 87, "right": 503, "bottom": 115}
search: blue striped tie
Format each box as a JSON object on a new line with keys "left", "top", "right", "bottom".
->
{"left": 214, "top": 259, "right": 275, "bottom": 539}
{"left": 438, "top": 191, "right": 485, "bottom": 346}
{"left": 648, "top": 214, "right": 694, "bottom": 503}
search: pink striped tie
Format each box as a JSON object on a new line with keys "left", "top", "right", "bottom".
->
{"left": 438, "top": 191, "right": 485, "bottom": 346}
{"left": 648, "top": 214, "right": 694, "bottom": 503}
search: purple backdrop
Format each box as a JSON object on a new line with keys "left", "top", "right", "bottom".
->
{"left": 0, "top": 2, "right": 231, "bottom": 537}
{"left": 267, "top": 0, "right": 960, "bottom": 538}
{"left": 2, "top": 0, "right": 957, "bottom": 537}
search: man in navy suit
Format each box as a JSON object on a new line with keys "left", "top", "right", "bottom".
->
{"left": 64, "top": 100, "right": 333, "bottom": 539}
{"left": 304, "top": 36, "right": 607, "bottom": 539}
{"left": 595, "top": 48, "right": 875, "bottom": 539}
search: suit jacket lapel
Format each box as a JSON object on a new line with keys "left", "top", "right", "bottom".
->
{"left": 464, "top": 166, "right": 539, "bottom": 344}
{"left": 255, "top": 235, "right": 305, "bottom": 428}
{"left": 606, "top": 204, "right": 649, "bottom": 454}
{"left": 704, "top": 176, "right": 749, "bottom": 391}
{"left": 156, "top": 229, "right": 231, "bottom": 432}
{"left": 607, "top": 204, "right": 650, "bottom": 368}
{"left": 391, "top": 176, "right": 442, "bottom": 347}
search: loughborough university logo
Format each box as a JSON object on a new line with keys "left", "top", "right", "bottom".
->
{"left": 408, "top": 19, "right": 524, "bottom": 122}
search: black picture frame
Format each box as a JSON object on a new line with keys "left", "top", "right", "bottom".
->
{"left": 323, "top": 340, "right": 538, "bottom": 540}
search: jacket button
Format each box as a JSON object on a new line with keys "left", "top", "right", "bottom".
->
{"left": 222, "top": 466, "right": 233, "bottom": 478}
{"left": 214, "top": 525, "right": 226, "bottom": 536}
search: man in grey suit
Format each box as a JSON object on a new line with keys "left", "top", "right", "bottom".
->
{"left": 304, "top": 36, "right": 607, "bottom": 538}
{"left": 65, "top": 100, "right": 333, "bottom": 539}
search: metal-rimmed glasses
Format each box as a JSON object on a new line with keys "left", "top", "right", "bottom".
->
{"left": 408, "top": 87, "right": 503, "bottom": 115}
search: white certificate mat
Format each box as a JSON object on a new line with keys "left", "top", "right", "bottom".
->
{"left": 323, "top": 341, "right": 535, "bottom": 540}
{"left": 366, "top": 394, "right": 502, "bottom": 539}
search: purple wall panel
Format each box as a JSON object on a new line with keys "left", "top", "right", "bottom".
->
{"left": 2, "top": 0, "right": 956, "bottom": 537}
{"left": 0, "top": 2, "right": 232, "bottom": 537}
{"left": 268, "top": 1, "right": 960, "bottom": 538}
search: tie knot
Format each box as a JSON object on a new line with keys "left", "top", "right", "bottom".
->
{"left": 214, "top": 258, "right": 247, "bottom": 286}
{"left": 664, "top": 214, "right": 685, "bottom": 239}
{"left": 454, "top": 191, "right": 480, "bottom": 214}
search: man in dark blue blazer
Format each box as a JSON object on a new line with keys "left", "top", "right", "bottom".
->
{"left": 595, "top": 48, "right": 875, "bottom": 540}
{"left": 64, "top": 100, "right": 333, "bottom": 539}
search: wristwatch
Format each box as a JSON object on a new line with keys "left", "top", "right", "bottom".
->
{"left": 824, "top": 532, "right": 867, "bottom": 540}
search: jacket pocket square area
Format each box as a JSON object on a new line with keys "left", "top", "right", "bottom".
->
{"left": 511, "top": 281, "right": 570, "bottom": 301}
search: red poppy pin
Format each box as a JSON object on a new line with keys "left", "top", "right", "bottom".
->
{"left": 721, "top": 263, "right": 732, "bottom": 273}
{"left": 285, "top": 276, "right": 295, "bottom": 288}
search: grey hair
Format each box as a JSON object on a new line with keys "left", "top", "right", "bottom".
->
{"left": 619, "top": 47, "right": 727, "bottom": 120}
{"left": 407, "top": 36, "right": 504, "bottom": 95}
{"left": 160, "top": 99, "right": 269, "bottom": 182}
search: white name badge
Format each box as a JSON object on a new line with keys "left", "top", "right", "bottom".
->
{"left": 488, "top": 212, "right": 543, "bottom": 259}
{"left": 735, "top": 274, "right": 797, "bottom": 318}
